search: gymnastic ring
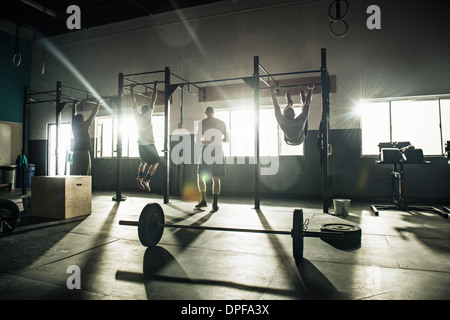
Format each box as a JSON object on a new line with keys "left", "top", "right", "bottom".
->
{"left": 329, "top": 20, "right": 348, "bottom": 38}
{"left": 12, "top": 52, "right": 22, "bottom": 67}
{"left": 328, "top": 0, "right": 349, "bottom": 22}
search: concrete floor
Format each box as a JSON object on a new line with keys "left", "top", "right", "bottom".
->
{"left": 1, "top": 189, "right": 450, "bottom": 300}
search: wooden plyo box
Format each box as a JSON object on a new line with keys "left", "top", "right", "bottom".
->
{"left": 31, "top": 176, "right": 92, "bottom": 219}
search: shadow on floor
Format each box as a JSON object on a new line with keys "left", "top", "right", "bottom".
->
{"left": 296, "top": 258, "right": 342, "bottom": 299}
{"left": 115, "top": 246, "right": 344, "bottom": 300}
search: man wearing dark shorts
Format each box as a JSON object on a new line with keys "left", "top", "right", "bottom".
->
{"left": 195, "top": 106, "right": 228, "bottom": 212}
{"left": 71, "top": 100, "right": 100, "bottom": 175}
{"left": 131, "top": 81, "right": 160, "bottom": 192}
{"left": 270, "top": 84, "right": 314, "bottom": 146}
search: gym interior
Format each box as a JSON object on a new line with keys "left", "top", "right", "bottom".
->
{"left": 1, "top": 0, "right": 449, "bottom": 304}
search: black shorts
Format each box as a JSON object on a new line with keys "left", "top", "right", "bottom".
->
{"left": 139, "top": 144, "right": 160, "bottom": 165}
{"left": 197, "top": 146, "right": 226, "bottom": 178}
{"left": 284, "top": 120, "right": 308, "bottom": 146}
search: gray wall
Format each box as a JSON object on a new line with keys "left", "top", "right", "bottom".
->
{"left": 27, "top": 0, "right": 450, "bottom": 202}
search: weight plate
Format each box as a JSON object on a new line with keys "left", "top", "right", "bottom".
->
{"left": 292, "top": 209, "right": 304, "bottom": 265}
{"left": 138, "top": 203, "right": 165, "bottom": 247}
{"left": 320, "top": 223, "right": 361, "bottom": 248}
{"left": 0, "top": 199, "right": 20, "bottom": 236}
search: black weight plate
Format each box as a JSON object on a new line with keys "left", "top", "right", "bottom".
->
{"left": 320, "top": 223, "right": 361, "bottom": 248}
{"left": 292, "top": 209, "right": 304, "bottom": 265}
{"left": 0, "top": 199, "right": 20, "bottom": 236}
{"left": 138, "top": 203, "right": 165, "bottom": 247}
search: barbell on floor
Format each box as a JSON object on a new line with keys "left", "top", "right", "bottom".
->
{"left": 119, "top": 203, "right": 361, "bottom": 264}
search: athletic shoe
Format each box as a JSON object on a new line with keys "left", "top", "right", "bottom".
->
{"left": 285, "top": 92, "right": 294, "bottom": 105}
{"left": 195, "top": 200, "right": 207, "bottom": 209}
{"left": 141, "top": 178, "right": 151, "bottom": 192}
{"left": 136, "top": 177, "right": 145, "bottom": 191}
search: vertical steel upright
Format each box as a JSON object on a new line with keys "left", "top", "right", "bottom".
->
{"left": 113, "top": 73, "right": 126, "bottom": 201}
{"left": 320, "top": 48, "right": 331, "bottom": 213}
{"left": 164, "top": 67, "right": 171, "bottom": 204}
{"left": 253, "top": 56, "right": 260, "bottom": 210}
{"left": 55, "top": 81, "right": 62, "bottom": 176}
{"left": 22, "top": 87, "right": 29, "bottom": 195}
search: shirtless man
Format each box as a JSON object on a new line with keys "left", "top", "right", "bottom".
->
{"left": 71, "top": 100, "right": 100, "bottom": 175}
{"left": 195, "top": 106, "right": 229, "bottom": 212}
{"left": 270, "top": 84, "right": 314, "bottom": 146}
{"left": 130, "top": 81, "right": 160, "bottom": 192}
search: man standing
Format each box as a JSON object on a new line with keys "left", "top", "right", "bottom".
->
{"left": 130, "top": 81, "right": 160, "bottom": 192}
{"left": 195, "top": 106, "right": 228, "bottom": 212}
{"left": 71, "top": 100, "right": 100, "bottom": 175}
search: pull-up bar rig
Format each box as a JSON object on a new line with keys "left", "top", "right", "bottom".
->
{"left": 22, "top": 82, "right": 113, "bottom": 196}
{"left": 115, "top": 48, "right": 331, "bottom": 213}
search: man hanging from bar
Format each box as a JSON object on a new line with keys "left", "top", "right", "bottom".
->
{"left": 269, "top": 84, "right": 314, "bottom": 146}
{"left": 71, "top": 100, "right": 100, "bottom": 175}
{"left": 130, "top": 81, "right": 160, "bottom": 192}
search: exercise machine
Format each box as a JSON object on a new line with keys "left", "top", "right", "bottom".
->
{"left": 370, "top": 142, "right": 448, "bottom": 219}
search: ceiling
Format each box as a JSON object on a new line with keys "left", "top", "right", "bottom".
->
{"left": 2, "top": 0, "right": 224, "bottom": 39}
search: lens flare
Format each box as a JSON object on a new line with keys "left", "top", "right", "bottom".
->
{"left": 45, "top": 41, "right": 114, "bottom": 115}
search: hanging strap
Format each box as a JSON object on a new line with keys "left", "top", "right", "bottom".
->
{"left": 179, "top": 84, "right": 184, "bottom": 128}
{"left": 41, "top": 39, "right": 46, "bottom": 75}
{"left": 12, "top": 24, "right": 22, "bottom": 67}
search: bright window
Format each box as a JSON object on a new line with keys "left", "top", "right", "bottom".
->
{"left": 440, "top": 99, "right": 450, "bottom": 152}
{"left": 260, "top": 109, "right": 279, "bottom": 156}
{"left": 95, "top": 114, "right": 164, "bottom": 158}
{"left": 230, "top": 109, "right": 255, "bottom": 157}
{"left": 95, "top": 108, "right": 306, "bottom": 159}
{"left": 96, "top": 117, "right": 114, "bottom": 158}
{"left": 359, "top": 97, "right": 449, "bottom": 156}
{"left": 214, "top": 107, "right": 304, "bottom": 157}
{"left": 391, "top": 100, "right": 441, "bottom": 155}
{"left": 214, "top": 110, "right": 231, "bottom": 157}
{"left": 48, "top": 123, "right": 72, "bottom": 175}
{"left": 359, "top": 102, "right": 391, "bottom": 155}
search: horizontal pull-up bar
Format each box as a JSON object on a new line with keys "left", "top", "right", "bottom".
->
{"left": 61, "top": 93, "right": 112, "bottom": 104}
{"left": 123, "top": 70, "right": 166, "bottom": 77}
{"left": 171, "top": 72, "right": 203, "bottom": 91}
{"left": 82, "top": 97, "right": 113, "bottom": 103}
{"left": 27, "top": 92, "right": 57, "bottom": 101}
{"left": 172, "top": 69, "right": 322, "bottom": 87}
{"left": 61, "top": 84, "right": 97, "bottom": 97}
{"left": 27, "top": 99, "right": 56, "bottom": 105}
{"left": 258, "top": 63, "right": 279, "bottom": 87}
{"left": 123, "top": 86, "right": 164, "bottom": 96}
{"left": 69, "top": 99, "right": 112, "bottom": 106}
{"left": 260, "top": 82, "right": 322, "bottom": 90}
{"left": 197, "top": 73, "right": 334, "bottom": 103}
{"left": 123, "top": 86, "right": 166, "bottom": 104}
{"left": 178, "top": 84, "right": 206, "bottom": 101}
{"left": 122, "top": 80, "right": 165, "bottom": 88}
{"left": 27, "top": 90, "right": 56, "bottom": 96}
{"left": 264, "top": 69, "right": 322, "bottom": 78}
{"left": 174, "top": 75, "right": 246, "bottom": 87}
